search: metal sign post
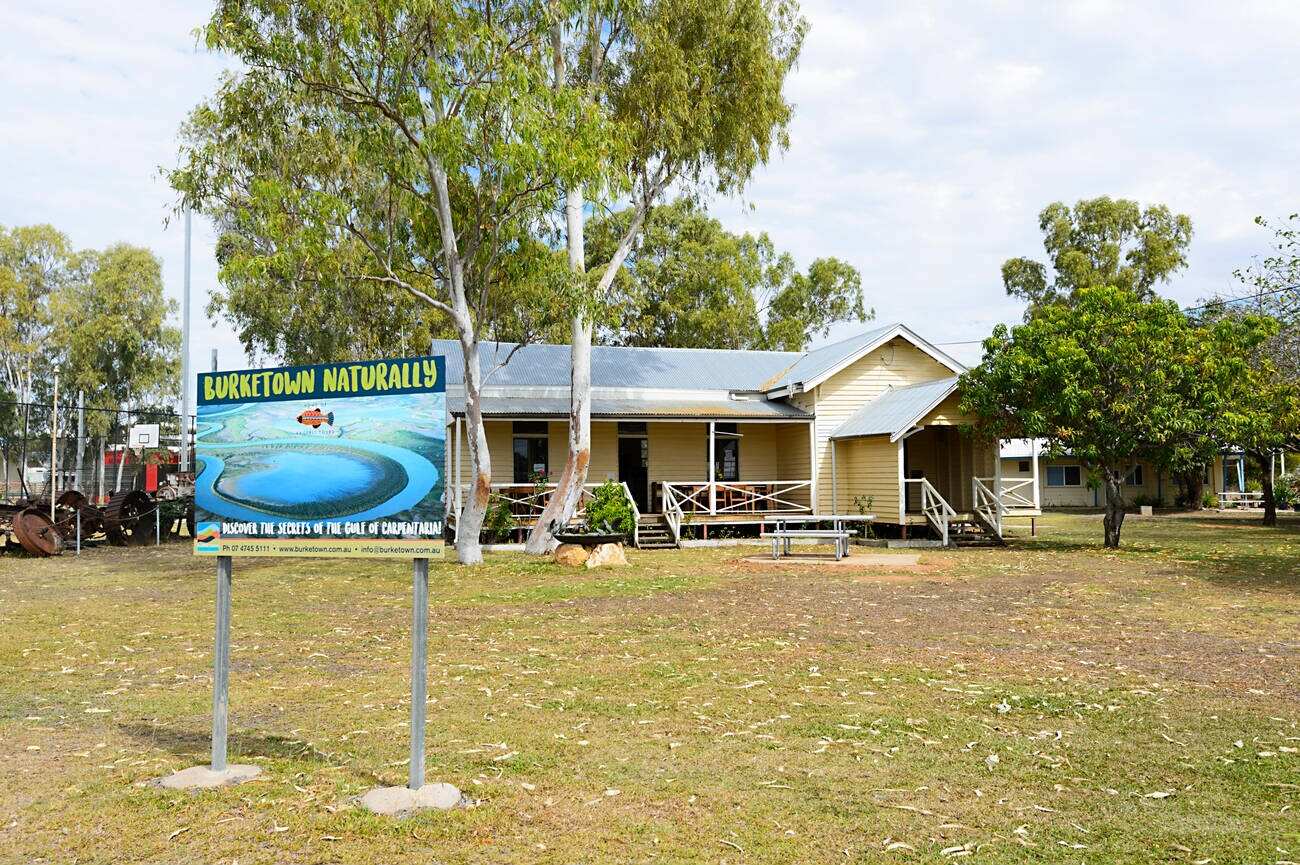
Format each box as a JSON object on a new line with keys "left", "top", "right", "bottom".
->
{"left": 212, "top": 554, "right": 231, "bottom": 772}
{"left": 152, "top": 554, "right": 260, "bottom": 789}
{"left": 409, "top": 557, "right": 429, "bottom": 790}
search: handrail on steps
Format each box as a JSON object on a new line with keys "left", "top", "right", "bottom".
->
{"left": 618, "top": 481, "right": 641, "bottom": 547}
{"left": 661, "top": 483, "right": 684, "bottom": 546}
{"left": 904, "top": 477, "right": 955, "bottom": 545}
{"left": 971, "top": 477, "right": 1005, "bottom": 537}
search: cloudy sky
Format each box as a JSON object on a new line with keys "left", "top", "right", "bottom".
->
{"left": 3, "top": 0, "right": 1299, "bottom": 395}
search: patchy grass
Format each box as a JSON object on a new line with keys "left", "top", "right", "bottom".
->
{"left": 0, "top": 513, "right": 1297, "bottom": 863}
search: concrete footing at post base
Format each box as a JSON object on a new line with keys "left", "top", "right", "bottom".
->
{"left": 358, "top": 782, "right": 465, "bottom": 816}
{"left": 151, "top": 764, "right": 262, "bottom": 790}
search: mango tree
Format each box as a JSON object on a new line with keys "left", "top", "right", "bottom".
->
{"left": 960, "top": 286, "right": 1267, "bottom": 548}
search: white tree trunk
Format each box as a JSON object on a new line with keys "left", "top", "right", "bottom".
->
{"left": 454, "top": 333, "right": 492, "bottom": 564}
{"left": 525, "top": 184, "right": 589, "bottom": 553}
{"left": 113, "top": 417, "right": 126, "bottom": 495}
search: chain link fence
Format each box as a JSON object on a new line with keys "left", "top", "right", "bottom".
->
{"left": 1, "top": 401, "right": 195, "bottom": 504}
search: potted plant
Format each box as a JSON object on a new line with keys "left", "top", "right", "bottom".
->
{"left": 555, "top": 480, "right": 635, "bottom": 545}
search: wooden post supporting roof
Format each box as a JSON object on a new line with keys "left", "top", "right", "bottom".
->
{"left": 708, "top": 421, "right": 716, "bottom": 515}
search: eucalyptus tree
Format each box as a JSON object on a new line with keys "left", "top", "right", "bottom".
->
{"left": 525, "top": 0, "right": 806, "bottom": 553}
{"left": 53, "top": 244, "right": 181, "bottom": 492}
{"left": 1222, "top": 218, "right": 1300, "bottom": 525}
{"left": 1235, "top": 214, "right": 1300, "bottom": 381}
{"left": 1002, "top": 197, "right": 1194, "bottom": 312}
{"left": 588, "top": 198, "right": 866, "bottom": 351}
{"left": 172, "top": 0, "right": 607, "bottom": 563}
{"left": 0, "top": 225, "right": 82, "bottom": 496}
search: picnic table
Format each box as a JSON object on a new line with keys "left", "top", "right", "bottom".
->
{"left": 1219, "top": 491, "right": 1265, "bottom": 509}
{"left": 763, "top": 515, "right": 874, "bottom": 561}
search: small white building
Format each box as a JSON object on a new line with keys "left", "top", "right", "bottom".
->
{"left": 999, "top": 441, "right": 1253, "bottom": 508}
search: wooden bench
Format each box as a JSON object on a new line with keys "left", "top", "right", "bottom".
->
{"left": 766, "top": 528, "right": 854, "bottom": 560}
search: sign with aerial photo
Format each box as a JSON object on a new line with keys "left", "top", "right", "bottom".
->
{"left": 194, "top": 356, "right": 446, "bottom": 558}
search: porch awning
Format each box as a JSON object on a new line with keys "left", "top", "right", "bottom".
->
{"left": 829, "top": 376, "right": 959, "bottom": 442}
{"left": 449, "top": 395, "right": 813, "bottom": 420}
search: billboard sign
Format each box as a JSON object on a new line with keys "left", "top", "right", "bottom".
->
{"left": 194, "top": 356, "right": 446, "bottom": 558}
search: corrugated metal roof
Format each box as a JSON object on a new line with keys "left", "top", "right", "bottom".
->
{"left": 759, "top": 323, "right": 898, "bottom": 390}
{"left": 448, "top": 394, "right": 812, "bottom": 419}
{"left": 829, "top": 377, "right": 960, "bottom": 440}
{"left": 434, "top": 339, "right": 801, "bottom": 391}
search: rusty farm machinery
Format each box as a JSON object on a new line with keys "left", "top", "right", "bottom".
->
{"left": 1, "top": 479, "right": 195, "bottom": 558}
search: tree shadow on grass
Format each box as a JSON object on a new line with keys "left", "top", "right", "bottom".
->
{"left": 116, "top": 721, "right": 386, "bottom": 785}
{"left": 1009, "top": 518, "right": 1300, "bottom": 592}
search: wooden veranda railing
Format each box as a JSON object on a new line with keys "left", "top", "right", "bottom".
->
{"left": 659, "top": 480, "right": 812, "bottom": 516}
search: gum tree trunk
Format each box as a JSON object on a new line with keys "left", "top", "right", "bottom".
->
{"left": 453, "top": 331, "right": 492, "bottom": 565}
{"left": 1102, "top": 468, "right": 1126, "bottom": 548}
{"left": 526, "top": 181, "right": 589, "bottom": 554}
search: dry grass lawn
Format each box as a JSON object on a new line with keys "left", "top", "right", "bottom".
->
{"left": 0, "top": 512, "right": 1297, "bottom": 863}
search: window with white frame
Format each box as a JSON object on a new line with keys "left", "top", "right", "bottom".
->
{"left": 1124, "top": 465, "right": 1144, "bottom": 486}
{"left": 1046, "top": 465, "right": 1081, "bottom": 487}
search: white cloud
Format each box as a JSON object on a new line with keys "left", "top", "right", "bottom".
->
{"left": 1, "top": 0, "right": 1298, "bottom": 379}
{"left": 711, "top": 0, "right": 1300, "bottom": 364}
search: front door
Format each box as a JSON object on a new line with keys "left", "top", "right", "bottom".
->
{"left": 618, "top": 435, "right": 650, "bottom": 513}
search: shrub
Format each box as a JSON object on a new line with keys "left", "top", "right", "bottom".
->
{"left": 1202, "top": 490, "right": 1219, "bottom": 509}
{"left": 585, "top": 480, "right": 635, "bottom": 537}
{"left": 482, "top": 493, "right": 517, "bottom": 542}
{"left": 1131, "top": 493, "right": 1163, "bottom": 508}
{"left": 1276, "top": 474, "right": 1299, "bottom": 509}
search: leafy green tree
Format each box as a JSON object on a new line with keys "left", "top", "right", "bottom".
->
{"left": 587, "top": 199, "right": 867, "bottom": 351}
{"left": 0, "top": 383, "right": 18, "bottom": 498}
{"left": 53, "top": 244, "right": 181, "bottom": 492}
{"left": 1225, "top": 361, "right": 1300, "bottom": 526}
{"left": 1234, "top": 213, "right": 1300, "bottom": 381}
{"left": 207, "top": 224, "right": 453, "bottom": 365}
{"left": 0, "top": 225, "right": 84, "bottom": 495}
{"left": 199, "top": 193, "right": 567, "bottom": 365}
{"left": 1002, "top": 197, "right": 1193, "bottom": 310}
{"left": 174, "top": 0, "right": 604, "bottom": 564}
{"left": 961, "top": 286, "right": 1266, "bottom": 548}
{"left": 528, "top": 0, "right": 805, "bottom": 553}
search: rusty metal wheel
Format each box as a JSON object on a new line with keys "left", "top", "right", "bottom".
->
{"left": 104, "top": 490, "right": 154, "bottom": 547}
{"left": 13, "top": 508, "right": 63, "bottom": 557}
{"left": 56, "top": 490, "right": 87, "bottom": 509}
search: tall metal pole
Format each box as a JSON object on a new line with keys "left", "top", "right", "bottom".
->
{"left": 51, "top": 373, "right": 58, "bottom": 520}
{"left": 76, "top": 392, "right": 85, "bottom": 492}
{"left": 409, "top": 557, "right": 429, "bottom": 790}
{"left": 211, "top": 555, "right": 232, "bottom": 772}
{"left": 181, "top": 205, "right": 193, "bottom": 472}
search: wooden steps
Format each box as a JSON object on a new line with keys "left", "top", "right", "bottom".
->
{"left": 636, "top": 516, "right": 678, "bottom": 549}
